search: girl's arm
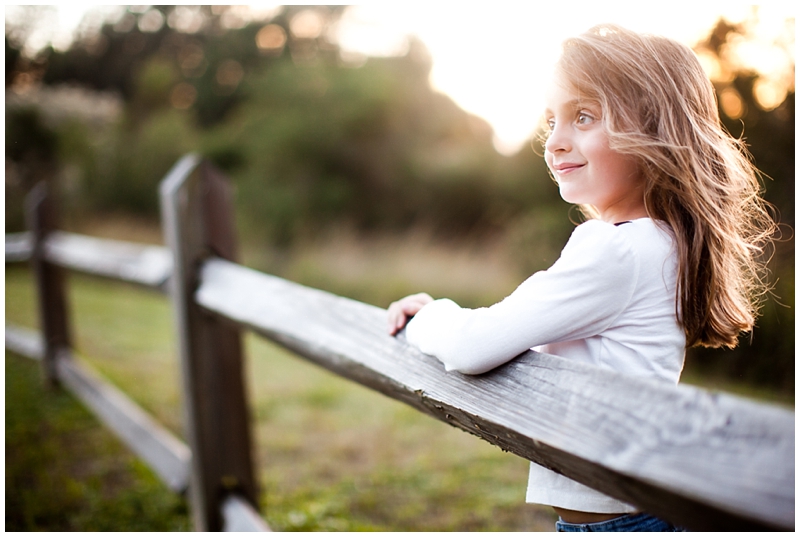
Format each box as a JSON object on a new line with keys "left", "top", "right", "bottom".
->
{"left": 388, "top": 220, "right": 640, "bottom": 375}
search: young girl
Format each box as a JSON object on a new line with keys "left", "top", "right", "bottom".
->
{"left": 387, "top": 24, "right": 776, "bottom": 532}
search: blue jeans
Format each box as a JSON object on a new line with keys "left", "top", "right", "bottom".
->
{"left": 556, "top": 512, "right": 685, "bottom": 532}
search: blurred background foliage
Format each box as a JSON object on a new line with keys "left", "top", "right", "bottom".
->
{"left": 5, "top": 6, "right": 794, "bottom": 393}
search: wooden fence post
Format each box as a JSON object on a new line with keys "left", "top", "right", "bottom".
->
{"left": 159, "top": 155, "right": 259, "bottom": 531}
{"left": 24, "top": 182, "right": 71, "bottom": 387}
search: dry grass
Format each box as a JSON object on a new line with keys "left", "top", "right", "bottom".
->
{"left": 246, "top": 224, "right": 528, "bottom": 310}
{"left": 65, "top": 212, "right": 166, "bottom": 245}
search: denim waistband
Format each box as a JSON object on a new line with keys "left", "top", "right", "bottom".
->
{"left": 555, "top": 512, "right": 685, "bottom": 532}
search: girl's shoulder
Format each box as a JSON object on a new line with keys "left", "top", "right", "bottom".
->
{"left": 616, "top": 218, "right": 676, "bottom": 252}
{"left": 567, "top": 219, "right": 677, "bottom": 280}
{"left": 565, "top": 218, "right": 675, "bottom": 267}
{"left": 557, "top": 219, "right": 639, "bottom": 275}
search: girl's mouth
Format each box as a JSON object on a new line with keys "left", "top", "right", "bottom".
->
{"left": 553, "top": 163, "right": 585, "bottom": 175}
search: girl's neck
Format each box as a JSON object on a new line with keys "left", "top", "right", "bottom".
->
{"left": 599, "top": 209, "right": 649, "bottom": 224}
{"left": 596, "top": 194, "right": 648, "bottom": 224}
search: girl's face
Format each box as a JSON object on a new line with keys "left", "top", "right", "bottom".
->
{"left": 543, "top": 78, "right": 646, "bottom": 223}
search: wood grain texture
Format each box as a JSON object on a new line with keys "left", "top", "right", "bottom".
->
{"left": 196, "top": 257, "right": 794, "bottom": 531}
{"left": 159, "top": 155, "right": 260, "bottom": 531}
{"left": 44, "top": 231, "right": 172, "bottom": 292}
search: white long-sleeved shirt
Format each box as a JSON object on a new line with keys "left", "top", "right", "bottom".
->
{"left": 405, "top": 218, "right": 686, "bottom": 513}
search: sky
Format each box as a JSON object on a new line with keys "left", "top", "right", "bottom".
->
{"left": 5, "top": 3, "right": 795, "bottom": 155}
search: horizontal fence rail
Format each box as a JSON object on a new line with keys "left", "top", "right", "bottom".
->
{"left": 5, "top": 231, "right": 171, "bottom": 290}
{"left": 5, "top": 231, "right": 33, "bottom": 262}
{"left": 195, "top": 256, "right": 794, "bottom": 532}
{"left": 4, "top": 323, "right": 44, "bottom": 359}
{"left": 221, "top": 495, "right": 272, "bottom": 532}
{"left": 44, "top": 231, "right": 173, "bottom": 291}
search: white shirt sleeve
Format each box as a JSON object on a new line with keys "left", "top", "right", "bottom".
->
{"left": 404, "top": 220, "right": 640, "bottom": 374}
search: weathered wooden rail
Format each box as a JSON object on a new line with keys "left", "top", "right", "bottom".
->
{"left": 5, "top": 154, "right": 794, "bottom": 531}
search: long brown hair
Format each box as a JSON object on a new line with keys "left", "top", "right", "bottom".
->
{"left": 553, "top": 24, "right": 777, "bottom": 348}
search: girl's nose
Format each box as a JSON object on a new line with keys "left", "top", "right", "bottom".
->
{"left": 545, "top": 124, "right": 570, "bottom": 153}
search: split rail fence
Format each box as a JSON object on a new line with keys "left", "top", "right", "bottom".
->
{"left": 4, "top": 154, "right": 795, "bottom": 531}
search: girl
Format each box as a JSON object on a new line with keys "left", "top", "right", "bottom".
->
{"left": 387, "top": 24, "right": 776, "bottom": 532}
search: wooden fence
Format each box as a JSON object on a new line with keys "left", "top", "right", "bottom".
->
{"left": 5, "top": 154, "right": 794, "bottom": 531}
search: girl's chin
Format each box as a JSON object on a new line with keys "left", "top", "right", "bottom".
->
{"left": 557, "top": 187, "right": 585, "bottom": 205}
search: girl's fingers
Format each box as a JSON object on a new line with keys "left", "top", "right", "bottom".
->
{"left": 387, "top": 302, "right": 405, "bottom": 334}
{"left": 387, "top": 293, "right": 434, "bottom": 335}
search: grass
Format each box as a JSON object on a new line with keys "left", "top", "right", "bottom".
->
{"left": 5, "top": 351, "right": 191, "bottom": 531}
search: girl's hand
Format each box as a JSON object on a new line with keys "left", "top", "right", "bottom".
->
{"left": 387, "top": 292, "right": 434, "bottom": 335}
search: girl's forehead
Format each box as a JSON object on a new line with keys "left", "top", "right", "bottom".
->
{"left": 544, "top": 78, "right": 598, "bottom": 111}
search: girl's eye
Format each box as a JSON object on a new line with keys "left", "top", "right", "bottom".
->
{"left": 577, "top": 112, "right": 595, "bottom": 125}
{"left": 542, "top": 118, "right": 555, "bottom": 137}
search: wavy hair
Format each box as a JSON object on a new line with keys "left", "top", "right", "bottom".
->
{"left": 552, "top": 24, "right": 777, "bottom": 348}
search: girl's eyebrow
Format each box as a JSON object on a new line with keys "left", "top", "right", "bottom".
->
{"left": 544, "top": 99, "right": 590, "bottom": 116}
{"left": 569, "top": 99, "right": 599, "bottom": 110}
